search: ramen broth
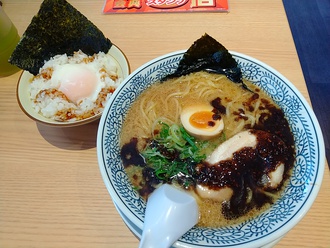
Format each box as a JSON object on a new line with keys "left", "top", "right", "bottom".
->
{"left": 120, "top": 71, "right": 295, "bottom": 227}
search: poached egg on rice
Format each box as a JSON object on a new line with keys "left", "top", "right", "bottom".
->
{"left": 53, "top": 63, "right": 100, "bottom": 104}
{"left": 29, "top": 50, "right": 122, "bottom": 122}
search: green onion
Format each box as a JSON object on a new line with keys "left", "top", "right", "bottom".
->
{"left": 141, "top": 122, "right": 210, "bottom": 182}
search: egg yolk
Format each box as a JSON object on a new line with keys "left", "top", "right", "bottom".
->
{"left": 54, "top": 64, "right": 98, "bottom": 104}
{"left": 189, "top": 111, "right": 215, "bottom": 129}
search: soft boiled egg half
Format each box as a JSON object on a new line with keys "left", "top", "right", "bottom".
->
{"left": 180, "top": 104, "right": 224, "bottom": 140}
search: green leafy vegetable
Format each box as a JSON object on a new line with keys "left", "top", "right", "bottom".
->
{"left": 141, "top": 122, "right": 209, "bottom": 182}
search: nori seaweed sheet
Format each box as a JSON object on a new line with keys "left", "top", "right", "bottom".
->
{"left": 162, "top": 34, "right": 243, "bottom": 84}
{"left": 9, "top": 0, "right": 112, "bottom": 75}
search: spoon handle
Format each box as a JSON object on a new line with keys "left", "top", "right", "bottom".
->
{"left": 138, "top": 184, "right": 199, "bottom": 248}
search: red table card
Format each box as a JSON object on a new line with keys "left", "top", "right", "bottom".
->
{"left": 103, "top": 0, "right": 229, "bottom": 13}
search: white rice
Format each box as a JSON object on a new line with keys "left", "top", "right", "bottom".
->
{"left": 29, "top": 50, "right": 122, "bottom": 122}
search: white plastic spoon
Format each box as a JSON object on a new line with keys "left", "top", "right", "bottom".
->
{"left": 138, "top": 184, "right": 199, "bottom": 248}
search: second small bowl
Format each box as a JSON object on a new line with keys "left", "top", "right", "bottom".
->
{"left": 16, "top": 44, "right": 129, "bottom": 127}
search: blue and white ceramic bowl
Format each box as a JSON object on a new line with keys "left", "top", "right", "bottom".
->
{"left": 97, "top": 51, "right": 325, "bottom": 248}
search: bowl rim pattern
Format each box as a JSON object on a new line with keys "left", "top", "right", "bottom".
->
{"left": 97, "top": 50, "right": 325, "bottom": 248}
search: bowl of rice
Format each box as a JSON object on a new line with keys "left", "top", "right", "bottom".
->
{"left": 17, "top": 44, "right": 129, "bottom": 127}
{"left": 97, "top": 50, "right": 325, "bottom": 248}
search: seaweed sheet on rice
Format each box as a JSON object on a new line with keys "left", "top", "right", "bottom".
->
{"left": 9, "top": 0, "right": 111, "bottom": 75}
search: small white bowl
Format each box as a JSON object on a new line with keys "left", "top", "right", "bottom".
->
{"left": 97, "top": 50, "right": 325, "bottom": 248}
{"left": 16, "top": 45, "right": 129, "bottom": 127}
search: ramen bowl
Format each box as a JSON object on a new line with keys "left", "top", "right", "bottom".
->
{"left": 97, "top": 50, "right": 325, "bottom": 248}
{"left": 16, "top": 45, "right": 129, "bottom": 127}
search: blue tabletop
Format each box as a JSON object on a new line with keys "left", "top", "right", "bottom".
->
{"left": 283, "top": 0, "right": 330, "bottom": 168}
